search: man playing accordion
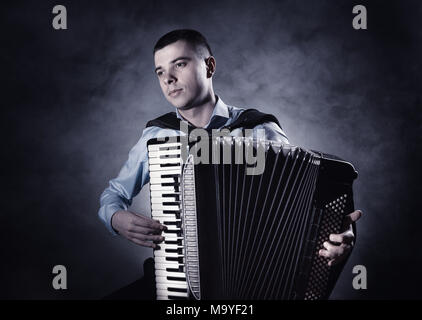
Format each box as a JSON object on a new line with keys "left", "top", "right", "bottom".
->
{"left": 98, "top": 29, "right": 362, "bottom": 299}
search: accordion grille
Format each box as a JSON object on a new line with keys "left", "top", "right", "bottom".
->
{"left": 182, "top": 139, "right": 329, "bottom": 299}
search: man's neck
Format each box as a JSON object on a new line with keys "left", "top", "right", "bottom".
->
{"left": 177, "top": 94, "right": 217, "bottom": 128}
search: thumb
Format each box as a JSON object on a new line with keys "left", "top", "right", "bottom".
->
{"left": 344, "top": 210, "right": 362, "bottom": 226}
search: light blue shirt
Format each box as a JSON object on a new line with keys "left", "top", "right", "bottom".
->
{"left": 98, "top": 96, "right": 289, "bottom": 235}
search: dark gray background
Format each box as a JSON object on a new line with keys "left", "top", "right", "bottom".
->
{"left": 1, "top": 0, "right": 421, "bottom": 299}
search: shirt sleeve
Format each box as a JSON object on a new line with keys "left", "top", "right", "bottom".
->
{"left": 97, "top": 129, "right": 152, "bottom": 235}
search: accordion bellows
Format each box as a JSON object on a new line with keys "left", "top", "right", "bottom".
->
{"left": 147, "top": 136, "right": 357, "bottom": 300}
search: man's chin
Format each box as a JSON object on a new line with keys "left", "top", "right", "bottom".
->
{"left": 169, "top": 99, "right": 194, "bottom": 111}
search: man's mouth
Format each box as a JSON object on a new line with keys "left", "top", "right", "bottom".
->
{"left": 168, "top": 88, "right": 183, "bottom": 96}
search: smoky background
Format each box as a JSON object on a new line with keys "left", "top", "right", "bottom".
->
{"left": 1, "top": 0, "right": 420, "bottom": 299}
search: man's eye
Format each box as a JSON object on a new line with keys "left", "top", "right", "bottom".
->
{"left": 176, "top": 62, "right": 186, "bottom": 68}
{"left": 156, "top": 71, "right": 163, "bottom": 77}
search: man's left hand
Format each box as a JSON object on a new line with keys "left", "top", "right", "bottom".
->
{"left": 319, "top": 209, "right": 362, "bottom": 266}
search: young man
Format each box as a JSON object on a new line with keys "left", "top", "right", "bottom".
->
{"left": 98, "top": 29, "right": 362, "bottom": 275}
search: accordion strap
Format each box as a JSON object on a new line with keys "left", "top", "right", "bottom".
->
{"left": 145, "top": 111, "right": 182, "bottom": 131}
{"left": 222, "top": 108, "right": 281, "bottom": 131}
{"left": 145, "top": 108, "right": 282, "bottom": 133}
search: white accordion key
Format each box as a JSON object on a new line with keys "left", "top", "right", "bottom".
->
{"left": 154, "top": 250, "right": 183, "bottom": 258}
{"left": 151, "top": 203, "right": 180, "bottom": 211}
{"left": 155, "top": 270, "right": 187, "bottom": 278}
{"left": 148, "top": 149, "right": 181, "bottom": 158}
{"left": 160, "top": 234, "right": 182, "bottom": 241}
{"left": 148, "top": 157, "right": 182, "bottom": 165}
{"left": 150, "top": 185, "right": 178, "bottom": 192}
{"left": 147, "top": 142, "right": 181, "bottom": 151}
{"left": 149, "top": 164, "right": 181, "bottom": 172}
{"left": 151, "top": 197, "right": 179, "bottom": 204}
{"left": 149, "top": 177, "right": 179, "bottom": 184}
{"left": 156, "top": 289, "right": 189, "bottom": 298}
{"left": 154, "top": 256, "right": 183, "bottom": 264}
{"left": 153, "top": 261, "right": 182, "bottom": 270}
{"left": 157, "top": 243, "right": 181, "bottom": 250}
{"left": 150, "top": 169, "right": 181, "bottom": 177}
{"left": 156, "top": 282, "right": 188, "bottom": 290}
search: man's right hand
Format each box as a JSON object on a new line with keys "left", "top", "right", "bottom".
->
{"left": 111, "top": 210, "right": 167, "bottom": 248}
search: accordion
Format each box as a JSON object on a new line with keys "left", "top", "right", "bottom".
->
{"left": 147, "top": 136, "right": 357, "bottom": 300}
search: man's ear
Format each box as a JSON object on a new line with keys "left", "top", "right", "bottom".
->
{"left": 205, "top": 56, "right": 216, "bottom": 77}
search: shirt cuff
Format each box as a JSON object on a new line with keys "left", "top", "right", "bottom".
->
{"left": 98, "top": 203, "right": 127, "bottom": 236}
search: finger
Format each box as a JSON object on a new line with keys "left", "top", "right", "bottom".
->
{"left": 128, "top": 225, "right": 163, "bottom": 235}
{"left": 321, "top": 241, "right": 345, "bottom": 259}
{"left": 328, "top": 258, "right": 343, "bottom": 267}
{"left": 319, "top": 248, "right": 342, "bottom": 260}
{"left": 155, "top": 220, "right": 168, "bottom": 231}
{"left": 132, "top": 215, "right": 167, "bottom": 230}
{"left": 328, "top": 245, "right": 352, "bottom": 266}
{"left": 343, "top": 210, "right": 362, "bottom": 226}
{"left": 329, "top": 232, "right": 354, "bottom": 245}
{"left": 128, "top": 232, "right": 165, "bottom": 243}
{"left": 329, "top": 233, "right": 344, "bottom": 244}
{"left": 320, "top": 247, "right": 351, "bottom": 262}
{"left": 130, "top": 237, "right": 158, "bottom": 249}
{"left": 319, "top": 249, "right": 331, "bottom": 259}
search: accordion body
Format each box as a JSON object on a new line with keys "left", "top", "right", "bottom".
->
{"left": 147, "top": 136, "right": 358, "bottom": 300}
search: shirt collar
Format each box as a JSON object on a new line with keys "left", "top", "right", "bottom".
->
{"left": 175, "top": 95, "right": 230, "bottom": 128}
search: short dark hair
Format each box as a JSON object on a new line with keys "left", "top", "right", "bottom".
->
{"left": 153, "top": 29, "right": 213, "bottom": 57}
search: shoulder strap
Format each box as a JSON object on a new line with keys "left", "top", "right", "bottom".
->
{"left": 222, "top": 109, "right": 282, "bottom": 131}
{"left": 145, "top": 112, "right": 181, "bottom": 130}
{"left": 145, "top": 108, "right": 282, "bottom": 132}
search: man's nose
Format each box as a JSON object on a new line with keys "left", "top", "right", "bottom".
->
{"left": 164, "top": 73, "right": 177, "bottom": 85}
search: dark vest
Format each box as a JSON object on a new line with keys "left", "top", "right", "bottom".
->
{"left": 145, "top": 108, "right": 281, "bottom": 133}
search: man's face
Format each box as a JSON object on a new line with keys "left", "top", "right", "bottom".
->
{"left": 154, "top": 40, "right": 210, "bottom": 109}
